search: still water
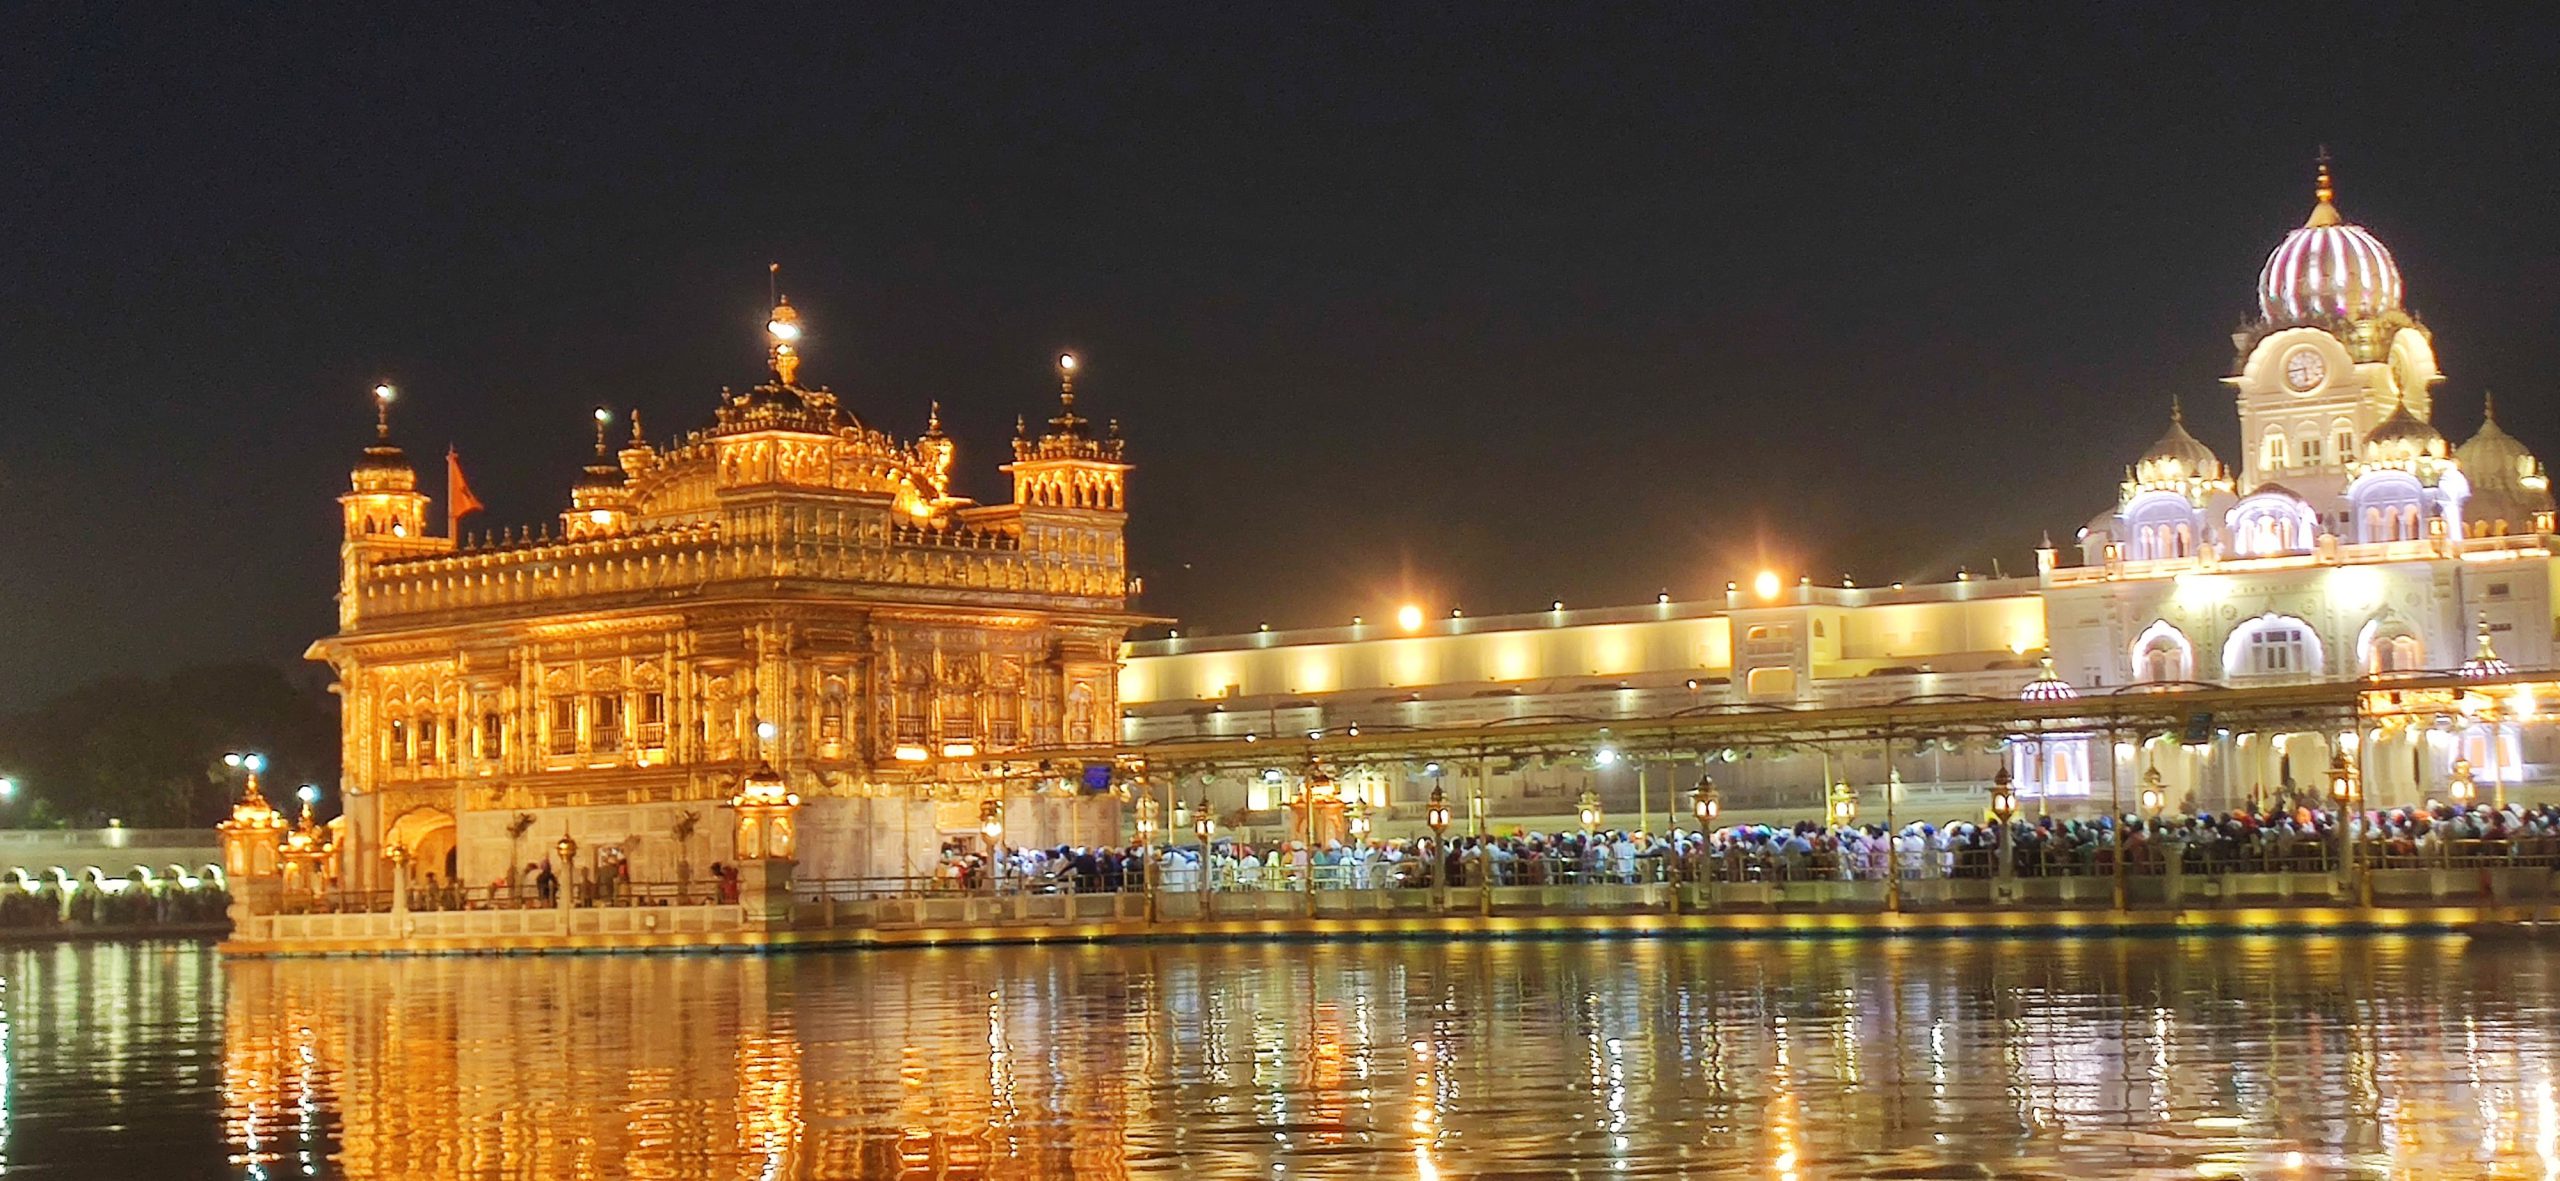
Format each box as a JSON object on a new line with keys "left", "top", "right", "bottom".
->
{"left": 5, "top": 935, "right": 2560, "bottom": 1178}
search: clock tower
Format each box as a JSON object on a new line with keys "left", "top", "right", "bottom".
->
{"left": 2226, "top": 154, "right": 2441, "bottom": 496}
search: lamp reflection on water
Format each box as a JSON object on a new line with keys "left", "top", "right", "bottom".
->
{"left": 0, "top": 935, "right": 2535, "bottom": 1178}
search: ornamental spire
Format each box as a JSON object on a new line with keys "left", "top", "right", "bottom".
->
{"left": 2306, "top": 145, "right": 2342, "bottom": 228}
{"left": 591, "top": 406, "right": 611, "bottom": 457}
{"left": 372, "top": 383, "right": 396, "bottom": 440}
{"left": 765, "top": 263, "right": 803, "bottom": 387}
{"left": 2459, "top": 613, "right": 2513, "bottom": 679}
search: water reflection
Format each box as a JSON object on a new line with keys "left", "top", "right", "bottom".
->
{"left": 5, "top": 936, "right": 2560, "bottom": 1176}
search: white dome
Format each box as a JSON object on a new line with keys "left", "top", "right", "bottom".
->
{"left": 2256, "top": 162, "right": 2403, "bottom": 324}
{"left": 2456, "top": 395, "right": 2548, "bottom": 493}
{"left": 2133, "top": 399, "right": 2226, "bottom": 484}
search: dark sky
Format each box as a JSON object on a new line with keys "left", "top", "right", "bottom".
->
{"left": 4, "top": 4, "right": 2556, "bottom": 708}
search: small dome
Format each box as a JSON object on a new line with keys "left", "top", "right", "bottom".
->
{"left": 350, "top": 442, "right": 418, "bottom": 493}
{"left": 354, "top": 442, "right": 412, "bottom": 474}
{"left": 574, "top": 459, "right": 625, "bottom": 490}
{"left": 2363, "top": 398, "right": 2445, "bottom": 462}
{"left": 2456, "top": 394, "right": 2548, "bottom": 491}
{"left": 2256, "top": 160, "right": 2404, "bottom": 324}
{"left": 2019, "top": 658, "right": 2079, "bottom": 702}
{"left": 2135, "top": 399, "right": 2226, "bottom": 483}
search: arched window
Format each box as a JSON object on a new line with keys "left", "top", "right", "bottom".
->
{"left": 2131, "top": 620, "right": 2193, "bottom": 683}
{"left": 818, "top": 678, "right": 847, "bottom": 755}
{"left": 2331, "top": 418, "right": 2355, "bottom": 462}
{"left": 2262, "top": 427, "right": 2289, "bottom": 472}
{"left": 2224, "top": 613, "right": 2324, "bottom": 679}
{"left": 1065, "top": 683, "right": 1096, "bottom": 745}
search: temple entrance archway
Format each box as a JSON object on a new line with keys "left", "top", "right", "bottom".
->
{"left": 383, "top": 807, "right": 458, "bottom": 885}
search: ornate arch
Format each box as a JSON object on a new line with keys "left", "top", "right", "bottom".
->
{"left": 2222, "top": 612, "right": 2325, "bottom": 679}
{"left": 2354, "top": 614, "right": 2425, "bottom": 674}
{"left": 2129, "top": 619, "right": 2194, "bottom": 682}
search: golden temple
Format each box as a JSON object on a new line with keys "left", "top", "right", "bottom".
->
{"left": 306, "top": 283, "right": 1142, "bottom": 895}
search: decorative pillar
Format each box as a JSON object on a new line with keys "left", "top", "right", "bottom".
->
{"left": 215, "top": 773, "right": 286, "bottom": 924}
{"left": 388, "top": 843, "right": 411, "bottom": 916}
{"left": 729, "top": 759, "right": 800, "bottom": 927}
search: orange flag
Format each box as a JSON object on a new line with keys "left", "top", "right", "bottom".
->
{"left": 446, "top": 447, "right": 486, "bottom": 539}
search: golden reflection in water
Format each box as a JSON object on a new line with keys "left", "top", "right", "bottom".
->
{"left": 184, "top": 936, "right": 2560, "bottom": 1178}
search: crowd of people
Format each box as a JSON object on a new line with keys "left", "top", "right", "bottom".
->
{"left": 925, "top": 800, "right": 2560, "bottom": 894}
{"left": 0, "top": 877, "right": 229, "bottom": 929}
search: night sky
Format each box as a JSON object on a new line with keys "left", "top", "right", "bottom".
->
{"left": 5, "top": 5, "right": 2556, "bottom": 708}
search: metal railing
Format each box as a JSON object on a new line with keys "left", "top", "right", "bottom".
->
{"left": 284, "top": 879, "right": 730, "bottom": 914}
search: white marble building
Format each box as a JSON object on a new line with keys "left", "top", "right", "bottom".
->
{"left": 1118, "top": 160, "right": 2553, "bottom": 832}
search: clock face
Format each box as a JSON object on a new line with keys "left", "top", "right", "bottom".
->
{"left": 2283, "top": 346, "right": 2327, "bottom": 393}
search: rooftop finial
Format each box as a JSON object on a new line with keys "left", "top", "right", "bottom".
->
{"left": 924, "top": 400, "right": 944, "bottom": 437}
{"left": 1048, "top": 352, "right": 1088, "bottom": 437}
{"left": 2170, "top": 392, "right": 2184, "bottom": 424}
{"left": 2300, "top": 145, "right": 2346, "bottom": 228}
{"left": 372, "top": 383, "right": 397, "bottom": 440}
{"left": 2482, "top": 389, "right": 2498, "bottom": 423}
{"left": 591, "top": 406, "right": 612, "bottom": 457}
{"left": 765, "top": 264, "right": 803, "bottom": 387}
{"left": 627, "top": 407, "right": 646, "bottom": 447}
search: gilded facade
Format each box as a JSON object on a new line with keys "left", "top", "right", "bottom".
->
{"left": 310, "top": 295, "right": 1140, "bottom": 890}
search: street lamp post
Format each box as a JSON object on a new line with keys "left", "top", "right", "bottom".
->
{"left": 2329, "top": 752, "right": 2361, "bottom": 904}
{"left": 1425, "top": 783, "right": 1451, "bottom": 909}
{"left": 1990, "top": 769, "right": 2018, "bottom": 893}
{"left": 1691, "top": 776, "right": 1721, "bottom": 829}
{"left": 1691, "top": 776, "right": 1721, "bottom": 908}
{"left": 554, "top": 831, "right": 579, "bottom": 917}
{"left": 1194, "top": 799, "right": 1215, "bottom": 919}
{"left": 1474, "top": 756, "right": 1493, "bottom": 917}
{"left": 386, "top": 842, "right": 412, "bottom": 915}
{"left": 1136, "top": 793, "right": 1161, "bottom": 921}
